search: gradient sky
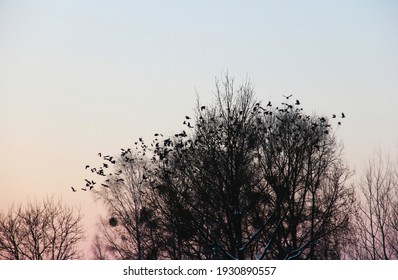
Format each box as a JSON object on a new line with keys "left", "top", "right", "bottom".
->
{"left": 1, "top": 0, "right": 397, "bottom": 257}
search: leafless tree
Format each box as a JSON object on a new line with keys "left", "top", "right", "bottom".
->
{"left": 147, "top": 75, "right": 355, "bottom": 259}
{"left": 0, "top": 197, "right": 84, "bottom": 260}
{"left": 350, "top": 149, "right": 398, "bottom": 259}
{"left": 89, "top": 75, "right": 355, "bottom": 259}
{"left": 91, "top": 153, "right": 160, "bottom": 259}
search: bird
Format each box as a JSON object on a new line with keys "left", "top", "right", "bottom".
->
{"left": 283, "top": 94, "right": 292, "bottom": 99}
{"left": 98, "top": 152, "right": 101, "bottom": 157}
{"left": 103, "top": 163, "right": 109, "bottom": 168}
{"left": 295, "top": 100, "right": 300, "bottom": 105}
{"left": 81, "top": 188, "right": 87, "bottom": 191}
{"left": 85, "top": 165, "right": 90, "bottom": 169}
{"left": 338, "top": 121, "right": 341, "bottom": 125}
{"left": 71, "top": 187, "right": 76, "bottom": 192}
{"left": 332, "top": 114, "right": 336, "bottom": 118}
{"left": 201, "top": 106, "right": 206, "bottom": 111}
{"left": 185, "top": 116, "right": 191, "bottom": 120}
{"left": 89, "top": 186, "right": 94, "bottom": 190}
{"left": 341, "top": 112, "right": 345, "bottom": 118}
{"left": 267, "top": 101, "right": 272, "bottom": 107}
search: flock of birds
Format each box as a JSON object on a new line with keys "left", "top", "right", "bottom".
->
{"left": 70, "top": 153, "right": 121, "bottom": 192}
{"left": 70, "top": 94, "right": 346, "bottom": 192}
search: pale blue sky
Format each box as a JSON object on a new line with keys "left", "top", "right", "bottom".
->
{"left": 1, "top": 0, "right": 397, "bottom": 256}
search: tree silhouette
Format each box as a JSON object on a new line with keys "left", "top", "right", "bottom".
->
{"left": 0, "top": 197, "right": 84, "bottom": 260}
{"left": 349, "top": 149, "right": 398, "bottom": 259}
{"left": 88, "top": 75, "right": 355, "bottom": 259}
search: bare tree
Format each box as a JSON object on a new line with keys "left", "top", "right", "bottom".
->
{"left": 351, "top": 149, "right": 398, "bottom": 259}
{"left": 0, "top": 197, "right": 84, "bottom": 260}
{"left": 147, "top": 75, "right": 355, "bottom": 259}
{"left": 88, "top": 75, "right": 355, "bottom": 259}
{"left": 91, "top": 153, "right": 160, "bottom": 259}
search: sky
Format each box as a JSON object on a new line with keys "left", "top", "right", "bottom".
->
{"left": 1, "top": 0, "right": 397, "bottom": 257}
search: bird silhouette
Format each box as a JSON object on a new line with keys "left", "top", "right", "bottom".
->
{"left": 332, "top": 114, "right": 336, "bottom": 118}
{"left": 185, "top": 116, "right": 191, "bottom": 120}
{"left": 295, "top": 100, "right": 300, "bottom": 105}
{"left": 341, "top": 112, "right": 345, "bottom": 118}
{"left": 81, "top": 188, "right": 87, "bottom": 191}
{"left": 98, "top": 153, "right": 101, "bottom": 157}
{"left": 267, "top": 101, "right": 272, "bottom": 107}
{"left": 71, "top": 187, "right": 76, "bottom": 192}
{"left": 338, "top": 121, "right": 341, "bottom": 125}
{"left": 89, "top": 186, "right": 94, "bottom": 190}
{"left": 283, "top": 94, "right": 292, "bottom": 99}
{"left": 85, "top": 165, "right": 90, "bottom": 169}
{"left": 201, "top": 106, "right": 206, "bottom": 111}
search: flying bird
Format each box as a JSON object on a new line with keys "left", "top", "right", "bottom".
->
{"left": 185, "top": 116, "right": 191, "bottom": 120}
{"left": 295, "top": 100, "right": 300, "bottom": 105}
{"left": 332, "top": 114, "right": 336, "bottom": 118}
{"left": 81, "top": 188, "right": 87, "bottom": 191}
{"left": 201, "top": 106, "right": 206, "bottom": 111}
{"left": 283, "top": 94, "right": 292, "bottom": 99}
{"left": 71, "top": 187, "right": 76, "bottom": 192}
{"left": 338, "top": 121, "right": 341, "bottom": 125}
{"left": 98, "top": 153, "right": 101, "bottom": 157}
{"left": 341, "top": 112, "right": 346, "bottom": 118}
{"left": 85, "top": 165, "right": 90, "bottom": 169}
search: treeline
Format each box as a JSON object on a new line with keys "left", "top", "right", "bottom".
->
{"left": 1, "top": 76, "right": 397, "bottom": 259}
